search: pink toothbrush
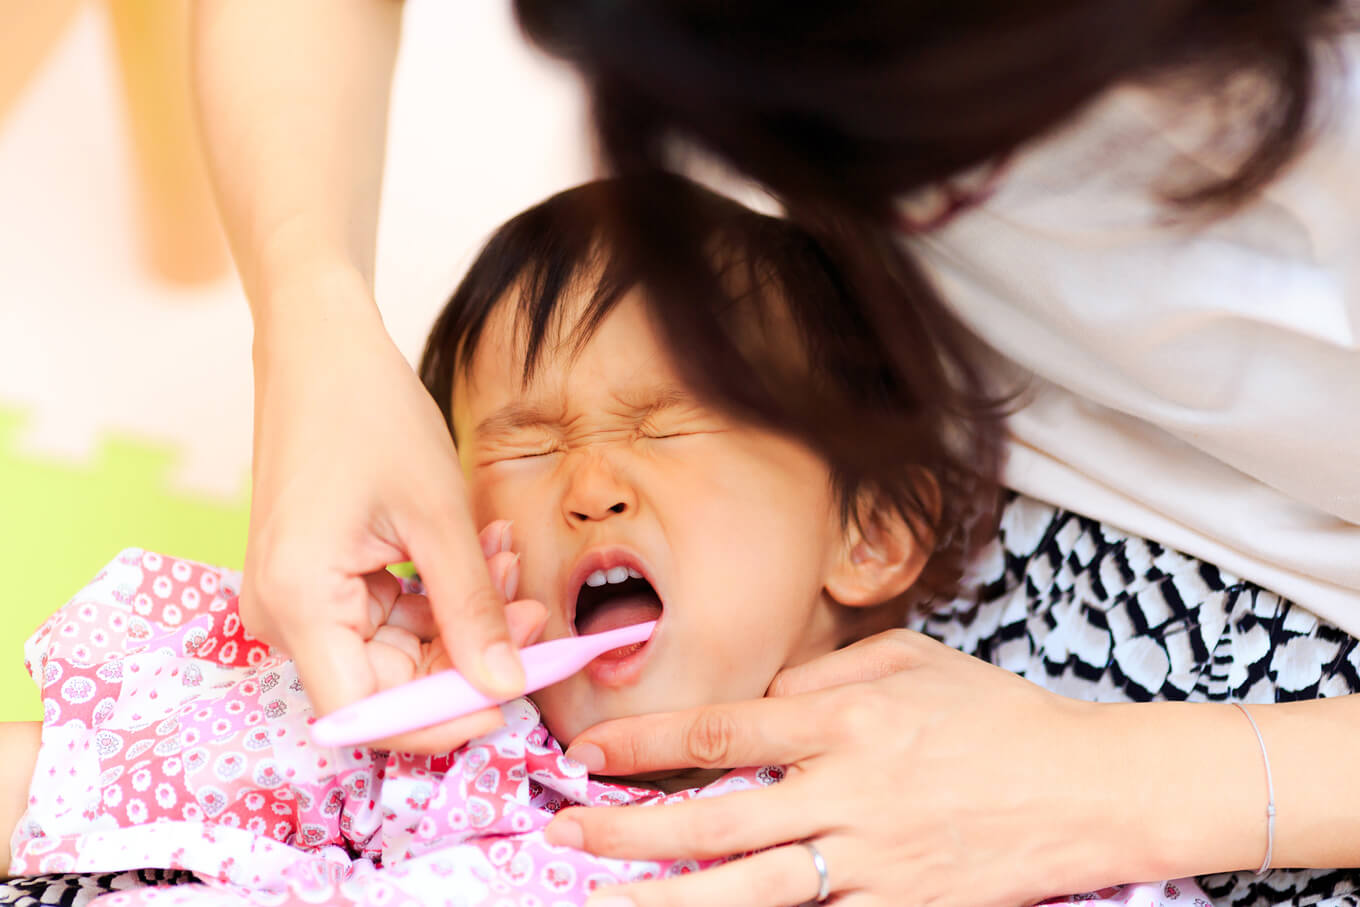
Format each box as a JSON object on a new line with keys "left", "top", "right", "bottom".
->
{"left": 311, "top": 621, "right": 657, "bottom": 747}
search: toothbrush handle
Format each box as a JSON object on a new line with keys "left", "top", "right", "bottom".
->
{"left": 312, "top": 666, "right": 501, "bottom": 746}
{"left": 310, "top": 621, "right": 655, "bottom": 746}
{"left": 311, "top": 636, "right": 598, "bottom": 745}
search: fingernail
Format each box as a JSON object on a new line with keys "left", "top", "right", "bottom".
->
{"left": 564, "top": 742, "right": 605, "bottom": 773}
{"left": 500, "top": 521, "right": 514, "bottom": 553}
{"left": 503, "top": 554, "right": 520, "bottom": 602}
{"left": 367, "top": 598, "right": 385, "bottom": 630}
{"left": 481, "top": 520, "right": 507, "bottom": 558}
{"left": 587, "top": 897, "right": 635, "bottom": 907}
{"left": 544, "top": 815, "right": 584, "bottom": 849}
{"left": 482, "top": 641, "right": 525, "bottom": 697}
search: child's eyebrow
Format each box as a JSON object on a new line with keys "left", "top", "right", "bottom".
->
{"left": 474, "top": 402, "right": 562, "bottom": 440}
{"left": 617, "top": 384, "right": 702, "bottom": 420}
{"left": 473, "top": 384, "right": 702, "bottom": 439}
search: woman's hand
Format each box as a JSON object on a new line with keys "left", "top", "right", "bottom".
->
{"left": 243, "top": 283, "right": 545, "bottom": 752}
{"left": 547, "top": 630, "right": 1132, "bottom": 907}
{"left": 197, "top": 0, "right": 543, "bottom": 752}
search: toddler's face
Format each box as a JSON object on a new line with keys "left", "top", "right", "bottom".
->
{"left": 451, "top": 289, "right": 853, "bottom": 744}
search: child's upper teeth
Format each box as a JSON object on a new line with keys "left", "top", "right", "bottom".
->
{"left": 585, "top": 567, "right": 639, "bottom": 587}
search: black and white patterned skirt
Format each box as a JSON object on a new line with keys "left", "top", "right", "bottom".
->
{"left": 913, "top": 493, "right": 1360, "bottom": 907}
{"left": 0, "top": 870, "right": 193, "bottom": 907}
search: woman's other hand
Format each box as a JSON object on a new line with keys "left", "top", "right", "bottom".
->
{"left": 545, "top": 630, "right": 1155, "bottom": 907}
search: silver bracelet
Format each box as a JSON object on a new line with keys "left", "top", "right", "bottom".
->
{"left": 1233, "top": 702, "right": 1276, "bottom": 876}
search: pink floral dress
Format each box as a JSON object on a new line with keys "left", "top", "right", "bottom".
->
{"left": 11, "top": 550, "right": 1212, "bottom": 907}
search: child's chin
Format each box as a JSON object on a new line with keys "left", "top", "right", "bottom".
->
{"left": 534, "top": 699, "right": 653, "bottom": 755}
{"left": 531, "top": 704, "right": 591, "bottom": 752}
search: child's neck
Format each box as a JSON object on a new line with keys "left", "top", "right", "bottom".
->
{"left": 594, "top": 767, "right": 729, "bottom": 794}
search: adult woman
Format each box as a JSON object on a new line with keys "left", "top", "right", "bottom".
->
{"left": 193, "top": 2, "right": 1359, "bottom": 904}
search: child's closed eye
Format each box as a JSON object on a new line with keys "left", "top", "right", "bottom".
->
{"left": 486, "top": 446, "right": 563, "bottom": 465}
{"left": 475, "top": 437, "right": 564, "bottom": 467}
{"left": 639, "top": 423, "right": 729, "bottom": 442}
{"left": 508, "top": 446, "right": 561, "bottom": 459}
{"left": 637, "top": 414, "right": 725, "bottom": 441}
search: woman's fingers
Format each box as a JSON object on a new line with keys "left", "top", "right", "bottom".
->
{"left": 585, "top": 837, "right": 854, "bottom": 907}
{"left": 404, "top": 485, "right": 527, "bottom": 700}
{"left": 565, "top": 693, "right": 833, "bottom": 775}
{"left": 566, "top": 648, "right": 1104, "bottom": 906}
{"left": 767, "top": 628, "right": 928, "bottom": 698}
{"left": 547, "top": 779, "right": 818, "bottom": 863}
{"left": 486, "top": 549, "right": 520, "bottom": 603}
{"left": 478, "top": 519, "right": 513, "bottom": 558}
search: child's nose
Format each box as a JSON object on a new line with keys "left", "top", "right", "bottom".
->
{"left": 568, "top": 500, "right": 629, "bottom": 522}
{"left": 563, "top": 455, "right": 638, "bottom": 523}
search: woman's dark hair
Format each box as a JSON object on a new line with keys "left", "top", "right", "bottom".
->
{"left": 421, "top": 176, "right": 995, "bottom": 602}
{"left": 517, "top": 1, "right": 1353, "bottom": 215}
{"left": 504, "top": 0, "right": 1355, "bottom": 592}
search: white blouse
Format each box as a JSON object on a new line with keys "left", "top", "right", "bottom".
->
{"left": 906, "top": 47, "right": 1360, "bottom": 637}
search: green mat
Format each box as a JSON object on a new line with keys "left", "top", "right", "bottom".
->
{"left": 0, "top": 406, "right": 250, "bottom": 720}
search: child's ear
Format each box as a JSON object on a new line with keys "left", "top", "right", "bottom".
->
{"left": 825, "top": 476, "right": 938, "bottom": 608}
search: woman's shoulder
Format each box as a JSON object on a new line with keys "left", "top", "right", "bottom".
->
{"left": 901, "top": 37, "right": 1360, "bottom": 396}
{"left": 907, "top": 35, "right": 1355, "bottom": 247}
{"left": 894, "top": 47, "right": 1360, "bottom": 595}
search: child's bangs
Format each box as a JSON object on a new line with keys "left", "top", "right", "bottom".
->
{"left": 504, "top": 241, "right": 638, "bottom": 388}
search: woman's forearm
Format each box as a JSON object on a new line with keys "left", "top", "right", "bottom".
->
{"left": 1103, "top": 695, "right": 1360, "bottom": 880}
{"left": 191, "top": 0, "right": 403, "bottom": 315}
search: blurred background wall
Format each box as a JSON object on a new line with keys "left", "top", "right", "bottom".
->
{"left": 0, "top": 1, "right": 593, "bottom": 719}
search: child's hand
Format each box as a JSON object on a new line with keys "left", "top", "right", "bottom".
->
{"left": 354, "top": 520, "right": 549, "bottom": 751}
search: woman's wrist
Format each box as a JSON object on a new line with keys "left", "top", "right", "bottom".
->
{"left": 1055, "top": 695, "right": 1360, "bottom": 886}
{"left": 249, "top": 256, "right": 385, "bottom": 368}
{"left": 1085, "top": 701, "right": 1275, "bottom": 882}
{"left": 1017, "top": 697, "right": 1180, "bottom": 893}
{"left": 1256, "top": 694, "right": 1360, "bottom": 870}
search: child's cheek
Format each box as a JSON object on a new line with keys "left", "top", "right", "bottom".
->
{"left": 465, "top": 474, "right": 508, "bottom": 527}
{"left": 469, "top": 470, "right": 543, "bottom": 531}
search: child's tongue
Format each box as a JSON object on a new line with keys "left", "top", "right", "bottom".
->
{"left": 576, "top": 594, "right": 663, "bottom": 637}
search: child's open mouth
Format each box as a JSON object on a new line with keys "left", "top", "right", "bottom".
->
{"left": 569, "top": 553, "right": 664, "bottom": 684}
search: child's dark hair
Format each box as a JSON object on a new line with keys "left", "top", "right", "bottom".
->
{"left": 420, "top": 176, "right": 1004, "bottom": 605}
